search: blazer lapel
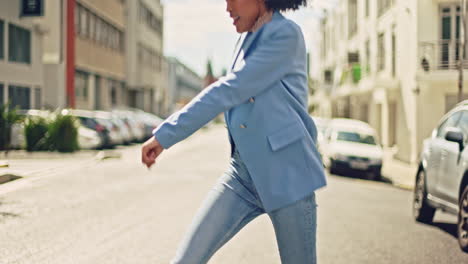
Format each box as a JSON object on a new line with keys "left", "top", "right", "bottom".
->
{"left": 231, "top": 30, "right": 262, "bottom": 71}
{"left": 230, "top": 33, "right": 247, "bottom": 71}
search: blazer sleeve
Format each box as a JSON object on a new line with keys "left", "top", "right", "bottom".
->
{"left": 153, "top": 21, "right": 302, "bottom": 149}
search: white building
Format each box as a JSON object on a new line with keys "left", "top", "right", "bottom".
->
{"left": 314, "top": 0, "right": 468, "bottom": 164}
{"left": 0, "top": 0, "right": 45, "bottom": 109}
{"left": 166, "top": 57, "right": 203, "bottom": 114}
{"left": 125, "top": 0, "right": 166, "bottom": 115}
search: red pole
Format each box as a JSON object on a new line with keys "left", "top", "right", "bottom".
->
{"left": 66, "top": 0, "right": 76, "bottom": 108}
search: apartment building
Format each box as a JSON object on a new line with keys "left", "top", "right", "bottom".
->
{"left": 42, "top": 0, "right": 126, "bottom": 110}
{"left": 166, "top": 57, "right": 203, "bottom": 113}
{"left": 315, "top": 0, "right": 468, "bottom": 163}
{"left": 0, "top": 0, "right": 45, "bottom": 109}
{"left": 125, "top": 0, "right": 166, "bottom": 115}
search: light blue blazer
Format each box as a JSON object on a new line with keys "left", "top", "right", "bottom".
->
{"left": 153, "top": 11, "right": 326, "bottom": 212}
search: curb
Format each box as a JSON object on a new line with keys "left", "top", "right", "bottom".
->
{"left": 381, "top": 174, "right": 414, "bottom": 191}
{"left": 0, "top": 150, "right": 122, "bottom": 186}
{"left": 0, "top": 161, "right": 9, "bottom": 168}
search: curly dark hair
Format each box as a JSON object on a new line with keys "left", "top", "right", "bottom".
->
{"left": 265, "top": 0, "right": 308, "bottom": 11}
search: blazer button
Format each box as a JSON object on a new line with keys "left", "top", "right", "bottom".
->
{"left": 249, "top": 97, "right": 255, "bottom": 103}
{"left": 240, "top": 124, "right": 246, "bottom": 129}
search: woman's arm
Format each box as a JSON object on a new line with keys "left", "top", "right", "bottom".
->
{"left": 154, "top": 21, "right": 303, "bottom": 149}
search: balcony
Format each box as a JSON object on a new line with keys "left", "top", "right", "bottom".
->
{"left": 419, "top": 40, "right": 468, "bottom": 72}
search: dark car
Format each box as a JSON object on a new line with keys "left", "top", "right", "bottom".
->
{"left": 413, "top": 100, "right": 468, "bottom": 253}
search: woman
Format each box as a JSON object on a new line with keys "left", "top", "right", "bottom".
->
{"left": 141, "top": 0, "right": 326, "bottom": 263}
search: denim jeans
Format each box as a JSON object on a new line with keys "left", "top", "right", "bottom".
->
{"left": 171, "top": 150, "right": 317, "bottom": 264}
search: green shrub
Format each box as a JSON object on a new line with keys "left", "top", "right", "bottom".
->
{"left": 0, "top": 104, "right": 23, "bottom": 151}
{"left": 24, "top": 116, "right": 50, "bottom": 151}
{"left": 47, "top": 114, "right": 79, "bottom": 153}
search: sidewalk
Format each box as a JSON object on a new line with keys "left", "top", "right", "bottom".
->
{"left": 381, "top": 148, "right": 418, "bottom": 191}
{"left": 0, "top": 149, "right": 123, "bottom": 187}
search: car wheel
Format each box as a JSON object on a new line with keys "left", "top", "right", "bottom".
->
{"left": 328, "top": 159, "right": 337, "bottom": 175}
{"left": 458, "top": 184, "right": 468, "bottom": 253}
{"left": 373, "top": 170, "right": 382, "bottom": 181}
{"left": 413, "top": 169, "right": 436, "bottom": 223}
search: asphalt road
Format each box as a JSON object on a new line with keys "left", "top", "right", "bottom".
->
{"left": 0, "top": 125, "right": 467, "bottom": 263}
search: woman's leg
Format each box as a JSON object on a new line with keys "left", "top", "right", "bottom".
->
{"left": 268, "top": 192, "right": 317, "bottom": 264}
{"left": 171, "top": 184, "right": 263, "bottom": 264}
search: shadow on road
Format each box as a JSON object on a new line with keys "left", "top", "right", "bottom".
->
{"left": 0, "top": 199, "right": 20, "bottom": 222}
{"left": 330, "top": 169, "right": 392, "bottom": 184}
{"left": 429, "top": 222, "right": 458, "bottom": 239}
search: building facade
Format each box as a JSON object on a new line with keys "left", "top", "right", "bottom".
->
{"left": 166, "top": 57, "right": 203, "bottom": 114}
{"left": 314, "top": 0, "right": 468, "bottom": 164}
{"left": 41, "top": 0, "right": 126, "bottom": 111}
{"left": 125, "top": 0, "right": 166, "bottom": 115}
{"left": 0, "top": 0, "right": 45, "bottom": 109}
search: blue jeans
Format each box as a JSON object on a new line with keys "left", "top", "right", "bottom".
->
{"left": 171, "top": 150, "right": 318, "bottom": 264}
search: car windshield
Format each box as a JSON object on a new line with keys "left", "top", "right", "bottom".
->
{"left": 336, "top": 131, "right": 377, "bottom": 145}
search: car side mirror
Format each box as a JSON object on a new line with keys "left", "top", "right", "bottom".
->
{"left": 445, "top": 128, "right": 464, "bottom": 152}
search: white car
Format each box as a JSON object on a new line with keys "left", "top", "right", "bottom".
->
{"left": 322, "top": 118, "right": 383, "bottom": 180}
{"left": 78, "top": 126, "right": 102, "bottom": 149}
{"left": 312, "top": 117, "right": 330, "bottom": 156}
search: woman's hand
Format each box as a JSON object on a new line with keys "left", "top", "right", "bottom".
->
{"left": 141, "top": 136, "right": 164, "bottom": 169}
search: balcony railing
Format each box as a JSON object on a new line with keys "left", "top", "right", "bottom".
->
{"left": 419, "top": 40, "right": 468, "bottom": 71}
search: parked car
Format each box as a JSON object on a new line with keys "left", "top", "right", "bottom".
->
{"left": 413, "top": 101, "right": 468, "bottom": 252}
{"left": 77, "top": 125, "right": 102, "bottom": 149}
{"left": 93, "top": 111, "right": 125, "bottom": 146}
{"left": 10, "top": 109, "right": 52, "bottom": 149}
{"left": 66, "top": 109, "right": 110, "bottom": 149}
{"left": 134, "top": 110, "right": 164, "bottom": 139}
{"left": 312, "top": 117, "right": 330, "bottom": 157}
{"left": 112, "top": 109, "right": 146, "bottom": 142}
{"left": 321, "top": 118, "right": 383, "bottom": 180}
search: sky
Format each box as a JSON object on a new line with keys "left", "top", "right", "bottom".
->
{"left": 161, "top": 0, "right": 339, "bottom": 79}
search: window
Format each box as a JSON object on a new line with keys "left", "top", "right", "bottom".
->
{"left": 348, "top": 0, "right": 358, "bottom": 38}
{"left": 365, "top": 0, "right": 369, "bottom": 17}
{"left": 79, "top": 5, "right": 88, "bottom": 37}
{"left": 324, "top": 70, "right": 333, "bottom": 84}
{"left": 439, "top": 5, "right": 465, "bottom": 69}
{"left": 75, "top": 70, "right": 88, "bottom": 99}
{"left": 365, "top": 40, "right": 371, "bottom": 73}
{"left": 437, "top": 111, "right": 462, "bottom": 138}
{"left": 8, "top": 23, "right": 31, "bottom": 64}
{"left": 139, "top": 1, "right": 163, "bottom": 35}
{"left": 8, "top": 85, "right": 30, "bottom": 109}
{"left": 34, "top": 87, "right": 41, "bottom": 108}
{"left": 110, "top": 80, "right": 117, "bottom": 105}
{"left": 75, "top": 3, "right": 123, "bottom": 52}
{"left": 392, "top": 33, "right": 396, "bottom": 77}
{"left": 0, "top": 83, "right": 3, "bottom": 106}
{"left": 457, "top": 111, "right": 468, "bottom": 141}
{"left": 378, "top": 33, "right": 385, "bottom": 71}
{"left": 89, "top": 13, "right": 96, "bottom": 41}
{"left": 0, "top": 20, "right": 4, "bottom": 60}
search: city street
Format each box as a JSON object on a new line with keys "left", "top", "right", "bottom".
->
{"left": 0, "top": 125, "right": 467, "bottom": 264}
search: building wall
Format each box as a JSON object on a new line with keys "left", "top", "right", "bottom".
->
{"left": 126, "top": 0, "right": 165, "bottom": 115}
{"left": 0, "top": 0, "right": 45, "bottom": 109}
{"left": 42, "top": 0, "right": 66, "bottom": 109}
{"left": 75, "top": 0, "right": 126, "bottom": 110}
